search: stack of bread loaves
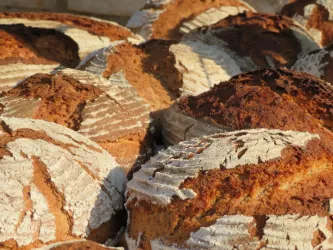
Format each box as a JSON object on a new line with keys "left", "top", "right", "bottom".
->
{"left": 1, "top": 1, "right": 333, "bottom": 250}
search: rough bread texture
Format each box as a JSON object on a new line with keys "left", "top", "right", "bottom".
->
{"left": 163, "top": 68, "right": 333, "bottom": 146}
{"left": 0, "top": 69, "right": 152, "bottom": 173}
{"left": 292, "top": 42, "right": 333, "bottom": 84}
{"left": 126, "top": 129, "right": 333, "bottom": 249}
{"left": 33, "top": 240, "right": 123, "bottom": 250}
{"left": 0, "top": 117, "right": 126, "bottom": 249}
{"left": 126, "top": 0, "right": 254, "bottom": 40}
{"left": 281, "top": 0, "right": 333, "bottom": 46}
{"left": 184, "top": 12, "right": 320, "bottom": 70}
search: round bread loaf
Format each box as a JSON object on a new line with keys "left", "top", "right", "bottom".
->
{"left": 126, "top": 0, "right": 255, "bottom": 40}
{"left": 34, "top": 240, "right": 122, "bottom": 250}
{"left": 0, "top": 69, "right": 152, "bottom": 173}
{"left": 183, "top": 12, "right": 319, "bottom": 71}
{"left": 281, "top": 0, "right": 333, "bottom": 46}
{"left": 0, "top": 24, "right": 79, "bottom": 92}
{"left": 0, "top": 117, "right": 126, "bottom": 249}
{"left": 292, "top": 43, "right": 333, "bottom": 84}
{"left": 126, "top": 129, "right": 333, "bottom": 249}
{"left": 163, "top": 68, "right": 333, "bottom": 146}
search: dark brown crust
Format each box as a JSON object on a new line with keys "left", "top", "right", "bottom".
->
{"left": 143, "top": 0, "right": 250, "bottom": 40}
{"left": 127, "top": 138, "right": 333, "bottom": 249}
{"left": 103, "top": 40, "right": 182, "bottom": 114}
{"left": 196, "top": 12, "right": 303, "bottom": 68}
{"left": 281, "top": 0, "right": 333, "bottom": 46}
{"left": 0, "top": 24, "right": 80, "bottom": 67}
{"left": 178, "top": 68, "right": 333, "bottom": 151}
{"left": 1, "top": 73, "right": 103, "bottom": 130}
{"left": 0, "top": 12, "right": 133, "bottom": 41}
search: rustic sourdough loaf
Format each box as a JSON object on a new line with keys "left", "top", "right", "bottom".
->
{"left": 33, "top": 240, "right": 123, "bottom": 250}
{"left": 0, "top": 69, "right": 152, "bottom": 173}
{"left": 163, "top": 68, "right": 333, "bottom": 146}
{"left": 126, "top": 0, "right": 255, "bottom": 40}
{"left": 0, "top": 24, "right": 79, "bottom": 92}
{"left": 292, "top": 43, "right": 333, "bottom": 84}
{"left": 0, "top": 117, "right": 126, "bottom": 249}
{"left": 281, "top": 0, "right": 333, "bottom": 46}
{"left": 126, "top": 129, "right": 333, "bottom": 249}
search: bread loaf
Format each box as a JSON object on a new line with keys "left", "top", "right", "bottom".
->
{"left": 126, "top": 129, "right": 333, "bottom": 249}
{"left": 0, "top": 69, "right": 152, "bottom": 173}
{"left": 0, "top": 117, "right": 126, "bottom": 249}
{"left": 0, "top": 24, "right": 79, "bottom": 92}
{"left": 292, "top": 43, "right": 333, "bottom": 84}
{"left": 126, "top": 0, "right": 255, "bottom": 40}
{"left": 33, "top": 240, "right": 123, "bottom": 250}
{"left": 281, "top": 0, "right": 333, "bottom": 46}
{"left": 163, "top": 68, "right": 333, "bottom": 146}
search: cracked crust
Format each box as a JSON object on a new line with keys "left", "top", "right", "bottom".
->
{"left": 126, "top": 0, "right": 254, "bottom": 40}
{"left": 281, "top": 0, "right": 333, "bottom": 46}
{"left": 163, "top": 68, "right": 333, "bottom": 148}
{"left": 126, "top": 129, "right": 333, "bottom": 249}
{"left": 0, "top": 69, "right": 152, "bottom": 173}
{"left": 0, "top": 117, "right": 126, "bottom": 249}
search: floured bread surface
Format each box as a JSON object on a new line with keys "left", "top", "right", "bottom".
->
{"left": 281, "top": 0, "right": 333, "bottom": 46}
{"left": 163, "top": 68, "right": 333, "bottom": 146}
{"left": 126, "top": 0, "right": 254, "bottom": 40}
{"left": 292, "top": 40, "right": 333, "bottom": 85}
{"left": 0, "top": 69, "right": 152, "bottom": 173}
{"left": 33, "top": 240, "right": 123, "bottom": 250}
{"left": 184, "top": 12, "right": 320, "bottom": 70}
{"left": 126, "top": 129, "right": 333, "bottom": 249}
{"left": 0, "top": 117, "right": 126, "bottom": 249}
{"left": 0, "top": 24, "right": 80, "bottom": 92}
{"left": 78, "top": 40, "right": 182, "bottom": 121}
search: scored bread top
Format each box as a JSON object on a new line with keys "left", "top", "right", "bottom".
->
{"left": 281, "top": 0, "right": 333, "bottom": 46}
{"left": 0, "top": 69, "right": 152, "bottom": 171}
{"left": 163, "top": 68, "right": 333, "bottom": 145}
{"left": 183, "top": 12, "right": 320, "bottom": 70}
{"left": 292, "top": 43, "right": 333, "bottom": 84}
{"left": 0, "top": 117, "right": 126, "bottom": 249}
{"left": 126, "top": 0, "right": 254, "bottom": 40}
{"left": 126, "top": 129, "right": 333, "bottom": 249}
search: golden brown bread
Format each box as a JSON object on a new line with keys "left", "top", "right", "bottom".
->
{"left": 126, "top": 129, "right": 333, "bottom": 249}
{"left": 126, "top": 0, "right": 254, "bottom": 40}
{"left": 0, "top": 69, "right": 152, "bottom": 173}
{"left": 0, "top": 117, "right": 126, "bottom": 249}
